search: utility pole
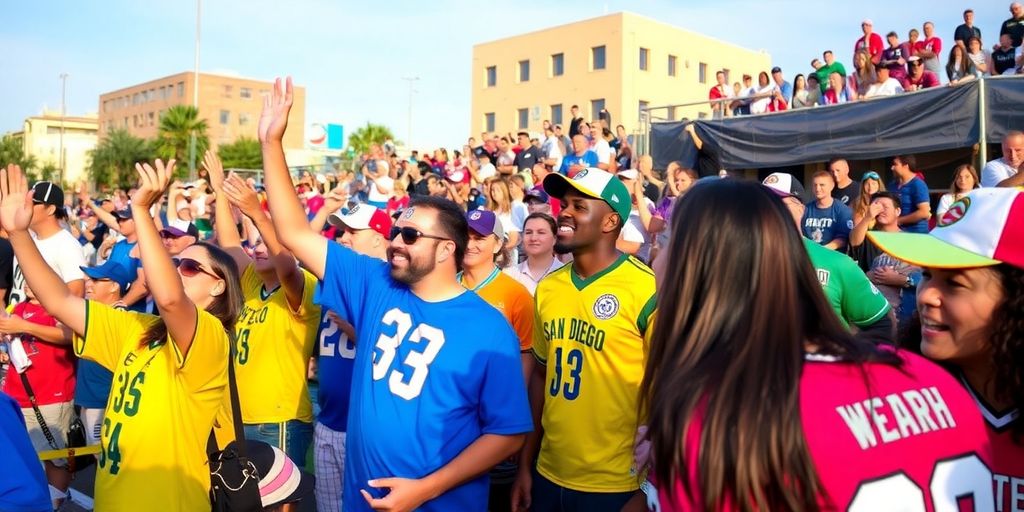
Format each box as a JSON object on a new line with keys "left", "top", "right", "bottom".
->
{"left": 401, "top": 77, "right": 419, "bottom": 150}
{"left": 59, "top": 73, "right": 68, "bottom": 185}
{"left": 188, "top": 0, "right": 202, "bottom": 179}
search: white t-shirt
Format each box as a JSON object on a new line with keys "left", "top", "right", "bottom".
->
{"left": 368, "top": 175, "right": 394, "bottom": 203}
{"left": 9, "top": 229, "right": 86, "bottom": 306}
{"left": 864, "top": 79, "right": 905, "bottom": 98}
{"left": 477, "top": 163, "right": 497, "bottom": 182}
{"left": 981, "top": 158, "right": 1017, "bottom": 187}
{"left": 620, "top": 198, "right": 654, "bottom": 262}
{"left": 497, "top": 211, "right": 520, "bottom": 264}
{"left": 543, "top": 136, "right": 563, "bottom": 171}
{"left": 593, "top": 138, "right": 612, "bottom": 165}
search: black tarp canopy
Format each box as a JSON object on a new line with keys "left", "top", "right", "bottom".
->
{"left": 651, "top": 76, "right": 1024, "bottom": 172}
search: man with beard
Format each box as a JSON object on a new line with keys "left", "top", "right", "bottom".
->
{"left": 259, "top": 77, "right": 531, "bottom": 512}
{"left": 511, "top": 167, "right": 656, "bottom": 512}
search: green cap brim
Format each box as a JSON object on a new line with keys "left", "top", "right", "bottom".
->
{"left": 866, "top": 231, "right": 1001, "bottom": 269}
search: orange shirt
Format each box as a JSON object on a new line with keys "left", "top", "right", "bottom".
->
{"left": 462, "top": 269, "right": 534, "bottom": 352}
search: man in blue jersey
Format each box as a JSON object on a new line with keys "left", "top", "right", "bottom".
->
{"left": 314, "top": 203, "right": 391, "bottom": 512}
{"left": 260, "top": 77, "right": 532, "bottom": 512}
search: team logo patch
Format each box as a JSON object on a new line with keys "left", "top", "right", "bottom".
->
{"left": 349, "top": 204, "right": 360, "bottom": 215}
{"left": 469, "top": 211, "right": 482, "bottom": 220}
{"left": 593, "top": 293, "right": 619, "bottom": 320}
{"left": 401, "top": 207, "right": 415, "bottom": 220}
{"left": 574, "top": 169, "right": 589, "bottom": 180}
{"left": 764, "top": 174, "right": 780, "bottom": 184}
{"left": 938, "top": 197, "right": 970, "bottom": 227}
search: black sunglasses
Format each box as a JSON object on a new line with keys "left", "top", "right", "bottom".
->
{"left": 389, "top": 226, "right": 451, "bottom": 245}
{"left": 172, "top": 257, "right": 220, "bottom": 279}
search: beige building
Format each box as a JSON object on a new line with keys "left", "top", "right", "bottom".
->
{"left": 10, "top": 110, "right": 99, "bottom": 185}
{"left": 471, "top": 12, "right": 771, "bottom": 136}
{"left": 98, "top": 71, "right": 305, "bottom": 150}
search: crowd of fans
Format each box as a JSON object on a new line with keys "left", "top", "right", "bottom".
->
{"left": 0, "top": 6, "right": 1022, "bottom": 512}
{"left": 710, "top": 3, "right": 1024, "bottom": 115}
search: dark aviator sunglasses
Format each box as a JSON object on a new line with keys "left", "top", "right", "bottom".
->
{"left": 389, "top": 226, "right": 451, "bottom": 245}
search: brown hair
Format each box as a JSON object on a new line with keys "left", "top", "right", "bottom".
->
{"left": 141, "top": 242, "right": 243, "bottom": 348}
{"left": 852, "top": 177, "right": 886, "bottom": 223}
{"left": 642, "top": 180, "right": 900, "bottom": 510}
{"left": 948, "top": 164, "right": 979, "bottom": 196}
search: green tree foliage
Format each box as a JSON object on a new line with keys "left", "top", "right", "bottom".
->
{"left": 0, "top": 134, "right": 38, "bottom": 175}
{"left": 156, "top": 105, "right": 209, "bottom": 176}
{"left": 347, "top": 123, "right": 396, "bottom": 155}
{"left": 87, "top": 129, "right": 155, "bottom": 190}
{"left": 217, "top": 137, "right": 262, "bottom": 169}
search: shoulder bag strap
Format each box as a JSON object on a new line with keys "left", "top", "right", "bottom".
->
{"left": 207, "top": 330, "right": 248, "bottom": 457}
{"left": 18, "top": 367, "right": 60, "bottom": 450}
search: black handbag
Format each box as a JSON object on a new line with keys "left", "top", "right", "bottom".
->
{"left": 207, "top": 341, "right": 263, "bottom": 512}
{"left": 18, "top": 369, "right": 96, "bottom": 472}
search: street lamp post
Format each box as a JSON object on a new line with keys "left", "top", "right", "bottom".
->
{"left": 59, "top": 73, "right": 68, "bottom": 185}
{"left": 401, "top": 76, "right": 419, "bottom": 150}
{"left": 188, "top": 0, "right": 201, "bottom": 179}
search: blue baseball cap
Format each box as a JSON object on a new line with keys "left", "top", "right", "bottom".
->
{"left": 80, "top": 260, "right": 136, "bottom": 293}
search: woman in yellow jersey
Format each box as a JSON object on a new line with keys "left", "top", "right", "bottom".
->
{"left": 0, "top": 161, "right": 243, "bottom": 512}
{"left": 205, "top": 151, "right": 320, "bottom": 464}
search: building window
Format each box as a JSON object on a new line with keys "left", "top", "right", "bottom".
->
{"left": 133, "top": 93, "right": 141, "bottom": 105}
{"left": 551, "top": 53, "right": 564, "bottom": 77}
{"left": 668, "top": 55, "right": 677, "bottom": 77}
{"left": 240, "top": 87, "right": 252, "bottom": 99}
{"left": 639, "top": 101, "right": 650, "bottom": 118}
{"left": 518, "top": 60, "right": 530, "bottom": 83}
{"left": 667, "top": 106, "right": 677, "bottom": 120}
{"left": 223, "top": 85, "right": 233, "bottom": 98}
{"left": 132, "top": 114, "right": 139, "bottom": 127}
{"left": 639, "top": 48, "right": 649, "bottom": 71}
{"left": 219, "top": 110, "right": 230, "bottom": 125}
{"left": 486, "top": 66, "right": 497, "bottom": 87}
{"left": 698, "top": 62, "right": 708, "bottom": 84}
{"left": 591, "top": 99, "right": 605, "bottom": 119}
{"left": 177, "top": 82, "right": 185, "bottom": 97}
{"left": 484, "top": 112, "right": 496, "bottom": 132}
{"left": 123, "top": 117, "right": 128, "bottom": 127}
{"left": 518, "top": 108, "right": 529, "bottom": 129}
{"left": 239, "top": 112, "right": 250, "bottom": 125}
{"left": 148, "top": 112, "right": 155, "bottom": 126}
{"left": 592, "top": 46, "right": 606, "bottom": 70}
{"left": 550, "top": 104, "right": 563, "bottom": 125}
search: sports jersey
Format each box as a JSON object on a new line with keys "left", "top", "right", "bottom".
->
{"left": 889, "top": 177, "right": 930, "bottom": 234}
{"left": 532, "top": 253, "right": 657, "bottom": 492}
{"left": 234, "top": 264, "right": 321, "bottom": 423}
{"left": 802, "top": 200, "right": 853, "bottom": 245}
{"left": 960, "top": 377, "right": 1024, "bottom": 512}
{"left": 315, "top": 309, "right": 357, "bottom": 432}
{"left": 460, "top": 267, "right": 534, "bottom": 351}
{"left": 803, "top": 238, "right": 890, "bottom": 328}
{"left": 2, "top": 302, "right": 75, "bottom": 407}
{"left": 647, "top": 351, "right": 994, "bottom": 510}
{"left": 315, "top": 242, "right": 532, "bottom": 512}
{"left": 75, "top": 301, "right": 229, "bottom": 512}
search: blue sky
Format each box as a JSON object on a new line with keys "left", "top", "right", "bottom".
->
{"left": 1, "top": 0, "right": 1006, "bottom": 150}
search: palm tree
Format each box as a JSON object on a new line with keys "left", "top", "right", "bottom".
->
{"left": 88, "top": 129, "right": 155, "bottom": 189}
{"left": 156, "top": 105, "right": 209, "bottom": 175}
{"left": 347, "top": 123, "right": 396, "bottom": 155}
{"left": 0, "top": 134, "right": 38, "bottom": 175}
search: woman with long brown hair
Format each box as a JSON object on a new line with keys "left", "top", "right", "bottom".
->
{"left": 935, "top": 164, "right": 979, "bottom": 218}
{"left": 851, "top": 171, "right": 885, "bottom": 226}
{"left": 636, "top": 179, "right": 994, "bottom": 511}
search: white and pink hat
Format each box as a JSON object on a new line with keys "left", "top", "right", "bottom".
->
{"left": 245, "top": 441, "right": 314, "bottom": 508}
{"left": 868, "top": 188, "right": 1024, "bottom": 269}
{"left": 328, "top": 203, "right": 393, "bottom": 238}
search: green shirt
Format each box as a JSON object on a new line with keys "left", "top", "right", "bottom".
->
{"left": 803, "top": 238, "right": 890, "bottom": 327}
{"left": 815, "top": 62, "right": 848, "bottom": 93}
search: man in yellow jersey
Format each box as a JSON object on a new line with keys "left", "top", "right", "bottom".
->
{"left": 460, "top": 209, "right": 536, "bottom": 512}
{"left": 206, "top": 152, "right": 321, "bottom": 463}
{"left": 512, "top": 167, "right": 656, "bottom": 512}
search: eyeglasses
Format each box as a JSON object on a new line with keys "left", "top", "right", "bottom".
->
{"left": 389, "top": 226, "right": 451, "bottom": 245}
{"left": 173, "top": 257, "right": 220, "bottom": 279}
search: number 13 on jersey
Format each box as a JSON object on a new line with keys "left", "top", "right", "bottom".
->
{"left": 549, "top": 347, "right": 583, "bottom": 400}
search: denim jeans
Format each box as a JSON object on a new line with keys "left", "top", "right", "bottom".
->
{"left": 243, "top": 420, "right": 313, "bottom": 468}
{"left": 530, "top": 468, "right": 636, "bottom": 512}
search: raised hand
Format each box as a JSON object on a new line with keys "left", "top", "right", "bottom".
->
{"left": 257, "top": 77, "right": 294, "bottom": 144}
{"left": 322, "top": 183, "right": 350, "bottom": 213}
{"left": 868, "top": 201, "right": 884, "bottom": 219}
{"left": 0, "top": 164, "right": 35, "bottom": 234}
{"left": 203, "top": 149, "right": 226, "bottom": 191}
{"left": 131, "top": 159, "right": 176, "bottom": 209}
{"left": 221, "top": 173, "right": 263, "bottom": 217}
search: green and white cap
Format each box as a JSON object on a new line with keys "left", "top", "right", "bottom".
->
{"left": 542, "top": 168, "right": 631, "bottom": 223}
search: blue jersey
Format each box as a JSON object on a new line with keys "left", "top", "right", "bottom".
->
{"left": 559, "top": 151, "right": 600, "bottom": 175}
{"left": 316, "top": 242, "right": 532, "bottom": 512}
{"left": 75, "top": 359, "right": 113, "bottom": 408}
{"left": 315, "top": 308, "right": 357, "bottom": 432}
{"left": 802, "top": 200, "right": 854, "bottom": 245}
{"left": 0, "top": 392, "right": 50, "bottom": 512}
{"left": 890, "top": 177, "right": 931, "bottom": 234}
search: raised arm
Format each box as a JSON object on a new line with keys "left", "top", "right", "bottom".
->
{"left": 130, "top": 159, "right": 201, "bottom": 357}
{"left": 259, "top": 77, "right": 328, "bottom": 279}
{"left": 0, "top": 165, "right": 86, "bottom": 335}
{"left": 309, "top": 183, "right": 350, "bottom": 232}
{"left": 78, "top": 186, "right": 120, "bottom": 232}
{"left": 204, "top": 150, "right": 251, "bottom": 273}
{"left": 222, "top": 173, "right": 305, "bottom": 310}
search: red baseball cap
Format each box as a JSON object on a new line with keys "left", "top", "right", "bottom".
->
{"left": 328, "top": 204, "right": 392, "bottom": 238}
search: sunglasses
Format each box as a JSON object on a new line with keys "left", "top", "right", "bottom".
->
{"left": 862, "top": 172, "right": 881, "bottom": 181}
{"left": 173, "top": 257, "right": 219, "bottom": 279}
{"left": 389, "top": 226, "right": 450, "bottom": 245}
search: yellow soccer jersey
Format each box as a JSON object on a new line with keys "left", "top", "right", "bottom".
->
{"left": 75, "top": 301, "right": 229, "bottom": 512}
{"left": 532, "top": 253, "right": 656, "bottom": 493}
{"left": 234, "top": 264, "right": 321, "bottom": 423}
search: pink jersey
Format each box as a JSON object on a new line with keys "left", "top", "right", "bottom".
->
{"left": 960, "top": 378, "right": 1024, "bottom": 512}
{"left": 646, "top": 351, "right": 994, "bottom": 511}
